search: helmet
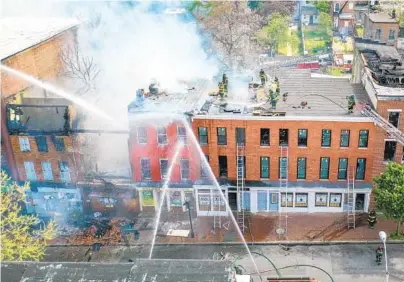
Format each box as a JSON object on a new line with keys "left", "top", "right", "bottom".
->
{"left": 378, "top": 245, "right": 383, "bottom": 249}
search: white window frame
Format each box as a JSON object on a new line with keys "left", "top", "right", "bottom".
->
{"left": 180, "top": 159, "right": 190, "bottom": 180}
{"left": 137, "top": 127, "right": 148, "bottom": 145}
{"left": 19, "top": 137, "right": 31, "bottom": 152}
{"left": 24, "top": 161, "right": 37, "bottom": 181}
{"left": 59, "top": 161, "right": 71, "bottom": 182}
{"left": 41, "top": 161, "right": 53, "bottom": 181}
{"left": 177, "top": 126, "right": 188, "bottom": 144}
{"left": 159, "top": 159, "right": 169, "bottom": 180}
{"left": 157, "top": 126, "right": 168, "bottom": 145}
{"left": 140, "top": 158, "right": 152, "bottom": 180}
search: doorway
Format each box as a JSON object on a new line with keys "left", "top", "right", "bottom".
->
{"left": 228, "top": 192, "right": 237, "bottom": 211}
{"left": 355, "top": 193, "right": 365, "bottom": 211}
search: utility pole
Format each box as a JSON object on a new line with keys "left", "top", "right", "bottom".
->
{"left": 184, "top": 201, "right": 195, "bottom": 238}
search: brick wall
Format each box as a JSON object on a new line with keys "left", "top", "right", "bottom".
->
{"left": 372, "top": 100, "right": 404, "bottom": 178}
{"left": 10, "top": 135, "right": 78, "bottom": 183}
{"left": 1, "top": 29, "right": 75, "bottom": 98}
{"left": 192, "top": 118, "right": 376, "bottom": 183}
{"left": 363, "top": 17, "right": 399, "bottom": 44}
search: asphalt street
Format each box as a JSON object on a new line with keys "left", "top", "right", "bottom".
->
{"left": 44, "top": 244, "right": 404, "bottom": 282}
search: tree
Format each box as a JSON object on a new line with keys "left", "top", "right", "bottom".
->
{"left": 1, "top": 172, "right": 56, "bottom": 261}
{"left": 374, "top": 162, "right": 404, "bottom": 234}
{"left": 318, "top": 12, "right": 332, "bottom": 38}
{"left": 197, "top": 1, "right": 262, "bottom": 70}
{"left": 59, "top": 44, "right": 101, "bottom": 96}
{"left": 257, "top": 13, "right": 290, "bottom": 56}
{"left": 313, "top": 1, "right": 330, "bottom": 14}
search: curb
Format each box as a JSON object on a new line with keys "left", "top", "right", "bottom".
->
{"left": 48, "top": 240, "right": 404, "bottom": 247}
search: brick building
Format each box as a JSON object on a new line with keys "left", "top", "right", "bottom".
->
{"left": 331, "top": 0, "right": 356, "bottom": 35}
{"left": 128, "top": 69, "right": 386, "bottom": 218}
{"left": 363, "top": 11, "right": 399, "bottom": 45}
{"left": 0, "top": 18, "right": 81, "bottom": 218}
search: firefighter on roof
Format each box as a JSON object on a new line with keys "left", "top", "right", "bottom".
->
{"left": 259, "top": 69, "right": 266, "bottom": 86}
{"left": 222, "top": 73, "right": 228, "bottom": 96}
{"left": 347, "top": 95, "right": 356, "bottom": 113}
{"left": 218, "top": 82, "right": 225, "bottom": 99}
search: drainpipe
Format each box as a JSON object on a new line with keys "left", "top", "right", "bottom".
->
{"left": 0, "top": 97, "right": 19, "bottom": 180}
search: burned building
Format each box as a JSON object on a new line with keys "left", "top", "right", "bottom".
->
{"left": 1, "top": 101, "right": 82, "bottom": 218}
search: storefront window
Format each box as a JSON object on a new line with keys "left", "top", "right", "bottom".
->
{"left": 295, "top": 193, "right": 308, "bottom": 207}
{"left": 198, "top": 194, "right": 211, "bottom": 211}
{"left": 281, "top": 193, "right": 293, "bottom": 207}
{"left": 141, "top": 190, "right": 155, "bottom": 206}
{"left": 170, "top": 191, "right": 182, "bottom": 207}
{"left": 329, "top": 193, "right": 342, "bottom": 207}
{"left": 100, "top": 197, "right": 117, "bottom": 208}
{"left": 315, "top": 193, "right": 328, "bottom": 207}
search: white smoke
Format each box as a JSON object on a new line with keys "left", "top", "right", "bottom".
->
{"left": 2, "top": 0, "right": 219, "bottom": 177}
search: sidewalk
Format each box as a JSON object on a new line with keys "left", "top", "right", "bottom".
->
{"left": 50, "top": 213, "right": 403, "bottom": 245}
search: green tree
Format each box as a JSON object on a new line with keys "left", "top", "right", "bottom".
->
{"left": 374, "top": 162, "right": 404, "bottom": 234}
{"left": 257, "top": 12, "right": 290, "bottom": 55}
{"left": 248, "top": 0, "right": 263, "bottom": 11}
{"left": 0, "top": 172, "right": 56, "bottom": 261}
{"left": 313, "top": 1, "right": 330, "bottom": 14}
{"left": 318, "top": 12, "right": 332, "bottom": 38}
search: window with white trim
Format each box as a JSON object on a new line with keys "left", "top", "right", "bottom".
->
{"left": 177, "top": 126, "right": 187, "bottom": 144}
{"left": 180, "top": 159, "right": 190, "bottom": 180}
{"left": 24, "top": 161, "right": 37, "bottom": 181}
{"left": 140, "top": 159, "right": 151, "bottom": 180}
{"left": 41, "top": 161, "right": 53, "bottom": 181}
{"left": 157, "top": 126, "right": 168, "bottom": 145}
{"left": 59, "top": 161, "right": 71, "bottom": 182}
{"left": 19, "top": 137, "right": 30, "bottom": 152}
{"left": 137, "top": 127, "right": 148, "bottom": 144}
{"left": 160, "top": 159, "right": 168, "bottom": 179}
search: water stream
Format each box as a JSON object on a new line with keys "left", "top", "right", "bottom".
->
{"left": 0, "top": 64, "right": 121, "bottom": 128}
{"left": 181, "top": 118, "right": 261, "bottom": 278}
{"left": 148, "top": 141, "right": 183, "bottom": 259}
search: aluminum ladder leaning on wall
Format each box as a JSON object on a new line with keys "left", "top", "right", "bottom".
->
{"left": 347, "top": 166, "right": 356, "bottom": 229}
{"left": 236, "top": 143, "right": 246, "bottom": 233}
{"left": 277, "top": 146, "right": 289, "bottom": 238}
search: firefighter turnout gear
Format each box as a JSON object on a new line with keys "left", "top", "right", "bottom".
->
{"left": 260, "top": 69, "right": 266, "bottom": 86}
{"left": 347, "top": 95, "right": 356, "bottom": 113}
{"left": 368, "top": 210, "right": 377, "bottom": 228}
{"left": 376, "top": 246, "right": 383, "bottom": 265}
{"left": 222, "top": 73, "right": 228, "bottom": 95}
{"left": 218, "top": 82, "right": 225, "bottom": 98}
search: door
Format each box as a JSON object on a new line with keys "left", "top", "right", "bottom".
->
{"left": 241, "top": 192, "right": 251, "bottom": 211}
{"left": 355, "top": 193, "right": 365, "bottom": 211}
{"left": 228, "top": 192, "right": 237, "bottom": 211}
{"left": 309, "top": 15, "right": 314, "bottom": 24}
{"left": 257, "top": 191, "right": 268, "bottom": 211}
{"left": 269, "top": 193, "right": 279, "bottom": 211}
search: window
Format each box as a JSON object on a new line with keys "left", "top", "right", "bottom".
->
{"left": 321, "top": 130, "right": 331, "bottom": 147}
{"left": 298, "top": 129, "right": 307, "bottom": 147}
{"left": 384, "top": 141, "right": 397, "bottom": 161}
{"left": 279, "top": 129, "right": 288, "bottom": 146}
{"left": 356, "top": 158, "right": 366, "bottom": 180}
{"left": 180, "top": 159, "right": 190, "bottom": 180}
{"left": 52, "top": 137, "right": 65, "bottom": 152}
{"left": 388, "top": 112, "right": 400, "bottom": 128}
{"left": 295, "top": 193, "right": 308, "bottom": 207}
{"left": 271, "top": 193, "right": 278, "bottom": 204}
{"left": 389, "top": 29, "right": 396, "bottom": 40}
{"left": 59, "top": 161, "right": 71, "bottom": 182}
{"left": 140, "top": 159, "right": 151, "bottom": 180}
{"left": 201, "top": 155, "right": 209, "bottom": 178}
{"left": 358, "top": 130, "right": 369, "bottom": 148}
{"left": 198, "top": 127, "right": 208, "bottom": 145}
{"left": 24, "top": 161, "right": 37, "bottom": 181}
{"left": 41, "top": 161, "right": 53, "bottom": 181}
{"left": 137, "top": 127, "right": 148, "bottom": 144}
{"left": 35, "top": 136, "right": 48, "bottom": 152}
{"left": 375, "top": 29, "right": 381, "bottom": 40}
{"left": 348, "top": 2, "right": 353, "bottom": 9}
{"left": 19, "top": 137, "right": 30, "bottom": 152}
{"left": 315, "top": 193, "right": 328, "bottom": 207}
{"left": 237, "top": 156, "right": 246, "bottom": 178}
{"left": 340, "top": 130, "right": 350, "bottom": 147}
{"left": 279, "top": 157, "right": 287, "bottom": 179}
{"left": 320, "top": 157, "right": 330, "bottom": 179}
{"left": 338, "top": 158, "right": 348, "bottom": 180}
{"left": 236, "top": 128, "right": 246, "bottom": 145}
{"left": 218, "top": 156, "right": 228, "bottom": 177}
{"left": 157, "top": 126, "right": 168, "bottom": 145}
{"left": 329, "top": 193, "right": 342, "bottom": 207}
{"left": 160, "top": 159, "right": 168, "bottom": 179}
{"left": 281, "top": 193, "right": 293, "bottom": 207}
{"left": 297, "top": 157, "right": 306, "bottom": 179}
{"left": 177, "top": 126, "right": 187, "bottom": 144}
{"left": 217, "top": 127, "right": 227, "bottom": 145}
{"left": 334, "top": 3, "right": 340, "bottom": 12}
{"left": 260, "top": 128, "right": 270, "bottom": 146}
{"left": 260, "top": 157, "right": 269, "bottom": 178}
